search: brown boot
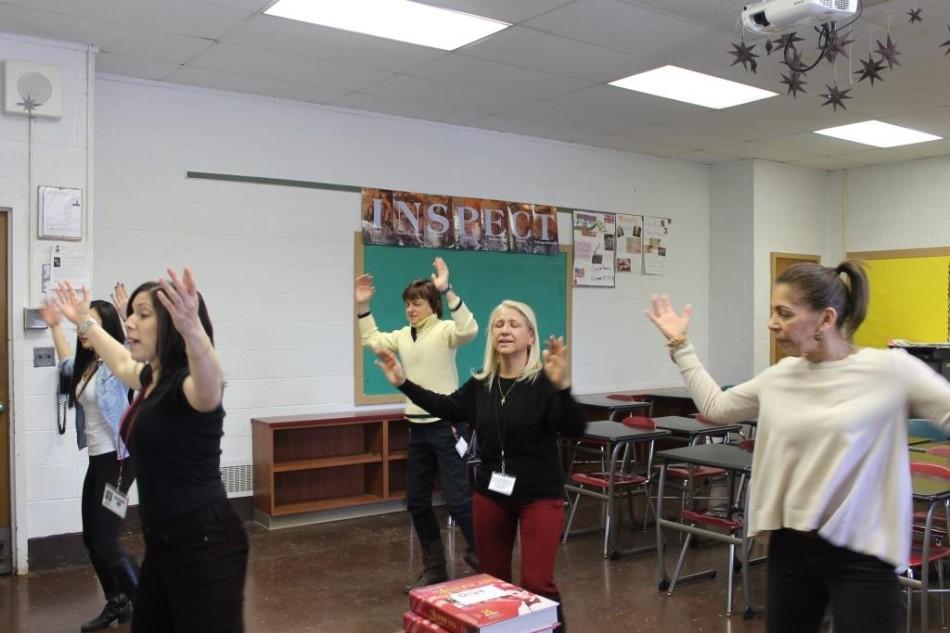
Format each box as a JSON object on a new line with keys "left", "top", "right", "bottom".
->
{"left": 404, "top": 539, "right": 448, "bottom": 593}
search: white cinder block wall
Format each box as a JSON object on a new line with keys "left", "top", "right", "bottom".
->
{"left": 91, "top": 75, "right": 714, "bottom": 527}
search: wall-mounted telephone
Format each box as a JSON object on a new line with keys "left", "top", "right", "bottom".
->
{"left": 57, "top": 371, "right": 69, "bottom": 435}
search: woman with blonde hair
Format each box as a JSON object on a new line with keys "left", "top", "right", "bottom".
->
{"left": 375, "top": 300, "right": 586, "bottom": 632}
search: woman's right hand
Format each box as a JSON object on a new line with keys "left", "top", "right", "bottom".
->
{"left": 355, "top": 274, "right": 375, "bottom": 307}
{"left": 374, "top": 349, "right": 406, "bottom": 387}
{"left": 52, "top": 281, "right": 91, "bottom": 326}
{"left": 646, "top": 294, "right": 691, "bottom": 341}
{"left": 39, "top": 300, "right": 62, "bottom": 327}
{"left": 111, "top": 282, "right": 129, "bottom": 320}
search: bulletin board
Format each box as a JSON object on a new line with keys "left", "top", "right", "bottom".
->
{"left": 847, "top": 248, "right": 950, "bottom": 348}
{"left": 354, "top": 234, "right": 573, "bottom": 404}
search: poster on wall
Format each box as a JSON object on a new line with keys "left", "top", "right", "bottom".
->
{"left": 615, "top": 213, "right": 643, "bottom": 274}
{"left": 572, "top": 210, "right": 616, "bottom": 287}
{"left": 643, "top": 215, "right": 671, "bottom": 275}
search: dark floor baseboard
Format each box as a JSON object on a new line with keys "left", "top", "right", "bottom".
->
{"left": 27, "top": 496, "right": 254, "bottom": 573}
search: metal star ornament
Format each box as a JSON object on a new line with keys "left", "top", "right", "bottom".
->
{"left": 823, "top": 31, "right": 854, "bottom": 63}
{"left": 907, "top": 8, "right": 923, "bottom": 24}
{"left": 820, "top": 83, "right": 852, "bottom": 111}
{"left": 772, "top": 32, "right": 804, "bottom": 55}
{"left": 855, "top": 54, "right": 886, "bottom": 85}
{"left": 16, "top": 95, "right": 39, "bottom": 113}
{"left": 780, "top": 71, "right": 807, "bottom": 98}
{"left": 729, "top": 39, "right": 759, "bottom": 72}
{"left": 875, "top": 34, "right": 902, "bottom": 69}
{"left": 941, "top": 27, "right": 950, "bottom": 56}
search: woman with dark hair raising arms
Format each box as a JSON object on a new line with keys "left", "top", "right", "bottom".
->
{"left": 647, "top": 261, "right": 950, "bottom": 633}
{"left": 41, "top": 299, "right": 138, "bottom": 631}
{"left": 54, "top": 269, "right": 248, "bottom": 633}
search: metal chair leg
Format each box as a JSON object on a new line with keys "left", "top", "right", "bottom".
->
{"left": 668, "top": 532, "right": 693, "bottom": 595}
{"left": 726, "top": 541, "right": 737, "bottom": 616}
{"left": 562, "top": 492, "right": 582, "bottom": 543}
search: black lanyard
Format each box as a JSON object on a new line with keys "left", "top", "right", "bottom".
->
{"left": 492, "top": 377, "right": 518, "bottom": 473}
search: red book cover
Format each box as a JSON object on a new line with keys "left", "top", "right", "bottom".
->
{"left": 404, "top": 611, "right": 454, "bottom": 633}
{"left": 409, "top": 574, "right": 559, "bottom": 633}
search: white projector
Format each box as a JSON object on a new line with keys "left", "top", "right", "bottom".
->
{"left": 742, "top": 0, "right": 859, "bottom": 34}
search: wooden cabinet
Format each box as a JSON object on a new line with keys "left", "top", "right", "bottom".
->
{"left": 252, "top": 408, "right": 408, "bottom": 526}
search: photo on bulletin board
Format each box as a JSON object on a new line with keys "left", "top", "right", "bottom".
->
{"left": 38, "top": 186, "right": 83, "bottom": 241}
{"left": 572, "top": 210, "right": 615, "bottom": 287}
{"left": 643, "top": 215, "right": 671, "bottom": 275}
{"left": 615, "top": 213, "right": 643, "bottom": 274}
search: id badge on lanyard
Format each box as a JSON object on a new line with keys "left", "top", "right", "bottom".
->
{"left": 102, "top": 483, "right": 128, "bottom": 518}
{"left": 488, "top": 449, "right": 516, "bottom": 496}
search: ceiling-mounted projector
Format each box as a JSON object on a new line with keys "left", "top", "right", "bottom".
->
{"left": 742, "top": 0, "right": 859, "bottom": 34}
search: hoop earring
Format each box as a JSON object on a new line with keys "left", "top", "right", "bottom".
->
{"left": 813, "top": 331, "right": 823, "bottom": 342}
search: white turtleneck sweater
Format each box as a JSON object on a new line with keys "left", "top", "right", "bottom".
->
{"left": 359, "top": 304, "right": 478, "bottom": 421}
{"left": 672, "top": 343, "right": 950, "bottom": 569}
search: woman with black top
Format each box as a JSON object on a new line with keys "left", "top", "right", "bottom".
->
{"left": 40, "top": 299, "right": 138, "bottom": 631}
{"left": 375, "top": 299, "right": 586, "bottom": 632}
{"left": 53, "top": 268, "right": 248, "bottom": 633}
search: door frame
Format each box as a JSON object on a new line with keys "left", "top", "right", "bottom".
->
{"left": 770, "top": 251, "right": 821, "bottom": 365}
{"left": 0, "top": 207, "right": 12, "bottom": 574}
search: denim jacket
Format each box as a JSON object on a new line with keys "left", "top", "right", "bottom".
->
{"left": 60, "top": 357, "right": 130, "bottom": 459}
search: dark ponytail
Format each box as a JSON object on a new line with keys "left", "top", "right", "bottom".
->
{"left": 776, "top": 260, "right": 869, "bottom": 338}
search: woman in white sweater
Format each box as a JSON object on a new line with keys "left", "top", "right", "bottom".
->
{"left": 648, "top": 261, "right": 950, "bottom": 633}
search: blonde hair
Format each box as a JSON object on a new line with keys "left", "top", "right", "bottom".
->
{"left": 473, "top": 300, "right": 543, "bottom": 385}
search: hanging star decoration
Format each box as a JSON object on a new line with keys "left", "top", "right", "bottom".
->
{"left": 783, "top": 48, "right": 805, "bottom": 72}
{"left": 941, "top": 27, "right": 950, "bottom": 55}
{"left": 765, "top": 39, "right": 774, "bottom": 55}
{"left": 729, "top": 39, "right": 759, "bottom": 72}
{"left": 820, "top": 83, "right": 852, "bottom": 111}
{"left": 907, "top": 8, "right": 923, "bottom": 24}
{"left": 16, "top": 95, "right": 39, "bottom": 113}
{"left": 855, "top": 54, "right": 886, "bottom": 85}
{"left": 771, "top": 32, "right": 804, "bottom": 55}
{"left": 875, "top": 34, "right": 902, "bottom": 69}
{"left": 823, "top": 31, "right": 854, "bottom": 63}
{"left": 780, "top": 71, "right": 807, "bottom": 98}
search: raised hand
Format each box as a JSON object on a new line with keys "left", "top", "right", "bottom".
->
{"left": 542, "top": 335, "right": 570, "bottom": 390}
{"left": 430, "top": 257, "right": 449, "bottom": 292}
{"left": 354, "top": 274, "right": 375, "bottom": 306}
{"left": 645, "top": 294, "right": 692, "bottom": 341}
{"left": 111, "top": 282, "right": 129, "bottom": 320}
{"left": 155, "top": 268, "right": 204, "bottom": 339}
{"left": 52, "top": 281, "right": 91, "bottom": 326}
{"left": 374, "top": 349, "right": 406, "bottom": 387}
{"left": 38, "top": 300, "right": 62, "bottom": 327}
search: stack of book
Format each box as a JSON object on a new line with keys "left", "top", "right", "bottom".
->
{"left": 403, "top": 574, "right": 560, "bottom": 633}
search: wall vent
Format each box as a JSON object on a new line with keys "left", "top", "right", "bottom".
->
{"left": 221, "top": 464, "right": 253, "bottom": 495}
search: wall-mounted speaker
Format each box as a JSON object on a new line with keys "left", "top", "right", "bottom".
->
{"left": 3, "top": 59, "right": 63, "bottom": 118}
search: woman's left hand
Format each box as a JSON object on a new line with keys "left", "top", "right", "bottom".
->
{"left": 156, "top": 268, "right": 204, "bottom": 339}
{"left": 431, "top": 257, "right": 450, "bottom": 293}
{"left": 542, "top": 335, "right": 570, "bottom": 390}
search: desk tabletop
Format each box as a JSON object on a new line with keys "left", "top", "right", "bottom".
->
{"left": 657, "top": 443, "right": 753, "bottom": 472}
{"left": 654, "top": 415, "right": 743, "bottom": 436}
{"left": 575, "top": 394, "right": 652, "bottom": 410}
{"left": 583, "top": 420, "right": 671, "bottom": 443}
{"left": 909, "top": 451, "right": 950, "bottom": 500}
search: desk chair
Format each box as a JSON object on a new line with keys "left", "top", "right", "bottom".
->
{"left": 906, "top": 462, "right": 950, "bottom": 633}
{"left": 909, "top": 419, "right": 950, "bottom": 442}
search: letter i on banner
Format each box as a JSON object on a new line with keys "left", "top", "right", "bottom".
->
{"left": 361, "top": 188, "right": 396, "bottom": 245}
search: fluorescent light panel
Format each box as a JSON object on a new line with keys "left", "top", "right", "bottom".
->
{"left": 814, "top": 120, "right": 942, "bottom": 148}
{"left": 264, "top": 0, "right": 509, "bottom": 50}
{"left": 609, "top": 65, "right": 776, "bottom": 109}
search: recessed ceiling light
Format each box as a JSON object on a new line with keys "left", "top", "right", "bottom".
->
{"left": 264, "top": 0, "right": 510, "bottom": 51}
{"left": 608, "top": 65, "right": 777, "bottom": 109}
{"left": 813, "top": 120, "right": 942, "bottom": 148}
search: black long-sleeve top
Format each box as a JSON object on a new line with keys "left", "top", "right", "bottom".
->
{"left": 399, "top": 372, "right": 587, "bottom": 501}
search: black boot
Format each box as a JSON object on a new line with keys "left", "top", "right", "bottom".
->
{"left": 80, "top": 594, "right": 132, "bottom": 632}
{"left": 404, "top": 540, "right": 448, "bottom": 593}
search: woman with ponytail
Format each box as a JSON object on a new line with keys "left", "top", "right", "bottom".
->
{"left": 40, "top": 299, "right": 138, "bottom": 631}
{"left": 647, "top": 261, "right": 950, "bottom": 633}
{"left": 54, "top": 269, "right": 247, "bottom": 633}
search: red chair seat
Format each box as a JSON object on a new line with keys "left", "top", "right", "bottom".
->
{"left": 570, "top": 472, "right": 648, "bottom": 488}
{"left": 909, "top": 543, "right": 950, "bottom": 568}
{"left": 659, "top": 465, "right": 726, "bottom": 480}
{"left": 680, "top": 509, "right": 742, "bottom": 531}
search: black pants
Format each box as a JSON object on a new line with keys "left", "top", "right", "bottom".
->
{"left": 134, "top": 502, "right": 249, "bottom": 633}
{"left": 406, "top": 420, "right": 475, "bottom": 549}
{"left": 766, "top": 528, "right": 900, "bottom": 633}
{"left": 81, "top": 452, "right": 139, "bottom": 599}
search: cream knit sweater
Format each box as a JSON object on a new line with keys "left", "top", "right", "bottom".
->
{"left": 360, "top": 303, "right": 478, "bottom": 421}
{"left": 672, "top": 343, "right": 950, "bottom": 569}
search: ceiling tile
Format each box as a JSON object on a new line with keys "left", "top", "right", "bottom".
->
{"left": 356, "top": 75, "right": 536, "bottom": 115}
{"left": 190, "top": 0, "right": 274, "bottom": 11}
{"left": 846, "top": 81, "right": 946, "bottom": 118}
{"left": 166, "top": 66, "right": 350, "bottom": 104}
{"left": 579, "top": 134, "right": 687, "bottom": 157}
{"left": 887, "top": 60, "right": 950, "bottom": 104}
{"left": 546, "top": 84, "right": 709, "bottom": 129}
{"left": 882, "top": 106, "right": 950, "bottom": 137}
{"left": 676, "top": 149, "right": 745, "bottom": 165}
{"left": 187, "top": 43, "right": 392, "bottom": 91}
{"left": 712, "top": 141, "right": 815, "bottom": 163}
{"left": 403, "top": 54, "right": 591, "bottom": 100}
{"left": 459, "top": 26, "right": 643, "bottom": 83}
{"left": 618, "top": 0, "right": 741, "bottom": 32}
{"left": 889, "top": 137, "right": 950, "bottom": 160}
{"left": 600, "top": 122, "right": 744, "bottom": 150}
{"left": 759, "top": 131, "right": 870, "bottom": 156}
{"left": 96, "top": 53, "right": 180, "bottom": 81}
{"left": 788, "top": 156, "right": 867, "bottom": 171}
{"left": 472, "top": 100, "right": 635, "bottom": 142}
{"left": 329, "top": 91, "right": 505, "bottom": 126}
{"left": 412, "top": 0, "right": 575, "bottom": 24}
{"left": 830, "top": 147, "right": 919, "bottom": 165}
{"left": 221, "top": 14, "right": 446, "bottom": 73}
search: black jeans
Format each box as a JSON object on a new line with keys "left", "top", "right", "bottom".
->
{"left": 133, "top": 502, "right": 249, "bottom": 633}
{"left": 406, "top": 420, "right": 475, "bottom": 549}
{"left": 766, "top": 528, "right": 900, "bottom": 633}
{"left": 81, "top": 452, "right": 139, "bottom": 599}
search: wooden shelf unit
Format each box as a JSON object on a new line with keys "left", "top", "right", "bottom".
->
{"left": 252, "top": 408, "right": 408, "bottom": 523}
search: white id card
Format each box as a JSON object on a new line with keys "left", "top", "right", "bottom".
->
{"left": 455, "top": 436, "right": 469, "bottom": 458}
{"left": 488, "top": 471, "right": 516, "bottom": 496}
{"left": 102, "top": 483, "right": 128, "bottom": 518}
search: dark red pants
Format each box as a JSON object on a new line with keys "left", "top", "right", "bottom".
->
{"left": 473, "top": 492, "right": 564, "bottom": 599}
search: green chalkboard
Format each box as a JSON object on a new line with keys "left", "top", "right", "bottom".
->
{"left": 354, "top": 235, "right": 572, "bottom": 404}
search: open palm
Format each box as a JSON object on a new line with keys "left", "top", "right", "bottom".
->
{"left": 646, "top": 294, "right": 691, "bottom": 341}
{"left": 354, "top": 274, "right": 375, "bottom": 304}
{"left": 542, "top": 336, "right": 570, "bottom": 390}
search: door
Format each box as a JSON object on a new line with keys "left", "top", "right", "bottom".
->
{"left": 0, "top": 209, "right": 10, "bottom": 574}
{"left": 770, "top": 252, "right": 821, "bottom": 365}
